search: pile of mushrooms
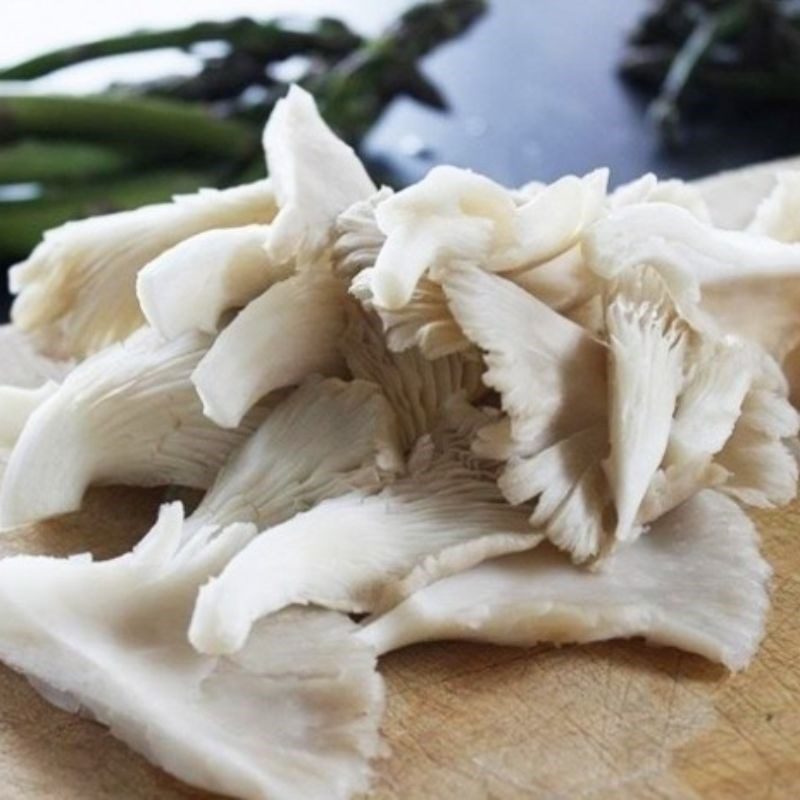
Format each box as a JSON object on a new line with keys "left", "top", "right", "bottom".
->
{"left": 0, "top": 86, "right": 798, "bottom": 800}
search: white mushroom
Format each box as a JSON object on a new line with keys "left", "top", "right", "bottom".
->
{"left": 369, "top": 166, "right": 507, "bottom": 309}
{"left": 508, "top": 168, "right": 608, "bottom": 268}
{"left": 716, "top": 356, "right": 800, "bottom": 507}
{"left": 185, "top": 376, "right": 402, "bottom": 536}
{"left": 333, "top": 188, "right": 394, "bottom": 280}
{"left": 610, "top": 172, "right": 711, "bottom": 222}
{"left": 603, "top": 268, "right": 686, "bottom": 543}
{"left": 440, "top": 264, "right": 612, "bottom": 560}
{"left": 0, "top": 325, "right": 72, "bottom": 479}
{"left": 365, "top": 165, "right": 607, "bottom": 311}
{"left": 336, "top": 188, "right": 470, "bottom": 360}
{"left": 0, "top": 502, "right": 384, "bottom": 800}
{"left": 10, "top": 180, "right": 276, "bottom": 359}
{"left": 189, "top": 410, "right": 541, "bottom": 655}
{"left": 136, "top": 87, "right": 374, "bottom": 348}
{"left": 0, "top": 381, "right": 59, "bottom": 449}
{"left": 137, "top": 223, "right": 288, "bottom": 339}
{"left": 0, "top": 327, "right": 266, "bottom": 529}
{"left": 358, "top": 490, "right": 770, "bottom": 672}
{"left": 263, "top": 85, "right": 376, "bottom": 264}
{"left": 499, "top": 424, "right": 609, "bottom": 562}
{"left": 747, "top": 170, "right": 800, "bottom": 241}
{"left": 583, "top": 202, "right": 800, "bottom": 358}
{"left": 192, "top": 270, "right": 349, "bottom": 428}
{"left": 442, "top": 263, "right": 608, "bottom": 454}
{"left": 340, "top": 305, "right": 483, "bottom": 452}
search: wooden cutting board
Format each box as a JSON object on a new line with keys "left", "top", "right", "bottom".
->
{"left": 1, "top": 159, "right": 800, "bottom": 799}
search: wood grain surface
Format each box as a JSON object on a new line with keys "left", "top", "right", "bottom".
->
{"left": 0, "top": 160, "right": 799, "bottom": 799}
{"left": 0, "top": 489, "right": 797, "bottom": 799}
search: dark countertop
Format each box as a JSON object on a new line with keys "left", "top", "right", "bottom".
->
{"left": 367, "top": 0, "right": 800, "bottom": 187}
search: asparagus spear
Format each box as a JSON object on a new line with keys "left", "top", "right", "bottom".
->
{"left": 649, "top": 2, "right": 749, "bottom": 140}
{"left": 311, "top": 0, "right": 487, "bottom": 143}
{"left": 0, "top": 94, "right": 258, "bottom": 159}
{"left": 0, "top": 141, "right": 140, "bottom": 184}
{"left": 0, "top": 18, "right": 361, "bottom": 80}
{"left": 621, "top": 0, "right": 800, "bottom": 139}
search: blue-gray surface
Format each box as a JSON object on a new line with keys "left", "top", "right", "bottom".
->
{"left": 367, "top": 0, "right": 800, "bottom": 187}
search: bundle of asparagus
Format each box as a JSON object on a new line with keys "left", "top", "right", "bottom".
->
{"left": 0, "top": 0, "right": 486, "bottom": 263}
{"left": 620, "top": 0, "right": 800, "bottom": 141}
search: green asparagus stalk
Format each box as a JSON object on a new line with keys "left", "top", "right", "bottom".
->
{"left": 0, "top": 140, "right": 140, "bottom": 183}
{"left": 0, "top": 18, "right": 362, "bottom": 80}
{"left": 649, "top": 1, "right": 749, "bottom": 137}
{"left": 311, "top": 0, "right": 487, "bottom": 142}
{"left": 621, "top": 0, "right": 800, "bottom": 139}
{"left": 0, "top": 94, "right": 257, "bottom": 159}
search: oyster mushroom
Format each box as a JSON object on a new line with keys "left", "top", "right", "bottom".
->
{"left": 358, "top": 490, "right": 770, "bottom": 672}
{"left": 609, "top": 172, "right": 711, "bottom": 221}
{"left": 185, "top": 376, "right": 403, "bottom": 537}
{"left": 0, "top": 327, "right": 266, "bottom": 529}
{"left": 603, "top": 268, "right": 687, "bottom": 543}
{"left": 136, "top": 223, "right": 286, "bottom": 340}
{"left": 747, "top": 170, "right": 800, "bottom": 242}
{"left": 0, "top": 325, "right": 71, "bottom": 477}
{"left": 337, "top": 188, "right": 472, "bottom": 359}
{"left": 263, "top": 85, "right": 375, "bottom": 264}
{"left": 442, "top": 263, "right": 608, "bottom": 453}
{"left": 0, "top": 502, "right": 384, "bottom": 800}
{"left": 9, "top": 180, "right": 276, "bottom": 359}
{"left": 191, "top": 270, "right": 349, "bottom": 428}
{"left": 583, "top": 201, "right": 800, "bottom": 361}
{"left": 0, "top": 381, "right": 58, "bottom": 450}
{"left": 363, "top": 165, "right": 607, "bottom": 312}
{"left": 340, "top": 305, "right": 483, "bottom": 453}
{"left": 138, "top": 86, "right": 375, "bottom": 346}
{"left": 189, "top": 407, "right": 541, "bottom": 655}
{"left": 441, "top": 261, "right": 794, "bottom": 561}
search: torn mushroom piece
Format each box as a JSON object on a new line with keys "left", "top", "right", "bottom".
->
{"left": 184, "top": 376, "right": 403, "bottom": 537}
{"left": 340, "top": 304, "right": 484, "bottom": 453}
{"left": 358, "top": 490, "right": 770, "bottom": 672}
{"left": 441, "top": 263, "right": 611, "bottom": 561}
{"left": 747, "top": 170, "right": 800, "bottom": 242}
{"left": 630, "top": 304, "right": 798, "bottom": 524}
{"left": 10, "top": 180, "right": 277, "bottom": 360}
{"left": 603, "top": 268, "right": 686, "bottom": 544}
{"left": 582, "top": 201, "right": 800, "bottom": 362}
{"left": 441, "top": 262, "right": 792, "bottom": 561}
{"left": 0, "top": 327, "right": 267, "bottom": 529}
{"left": 192, "top": 269, "right": 349, "bottom": 428}
{"left": 0, "top": 325, "right": 72, "bottom": 479}
{"left": 263, "top": 85, "right": 376, "bottom": 265}
{"left": 189, "top": 406, "right": 541, "bottom": 655}
{"left": 138, "top": 87, "right": 374, "bottom": 348}
{"left": 714, "top": 347, "right": 800, "bottom": 508}
{"left": 609, "top": 172, "right": 712, "bottom": 222}
{"left": 336, "top": 189, "right": 472, "bottom": 359}
{"left": 0, "top": 502, "right": 385, "bottom": 800}
{"left": 442, "top": 263, "right": 608, "bottom": 453}
{"left": 0, "top": 381, "right": 58, "bottom": 451}
{"left": 136, "top": 224, "right": 288, "bottom": 340}
{"left": 360, "top": 165, "right": 607, "bottom": 314}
